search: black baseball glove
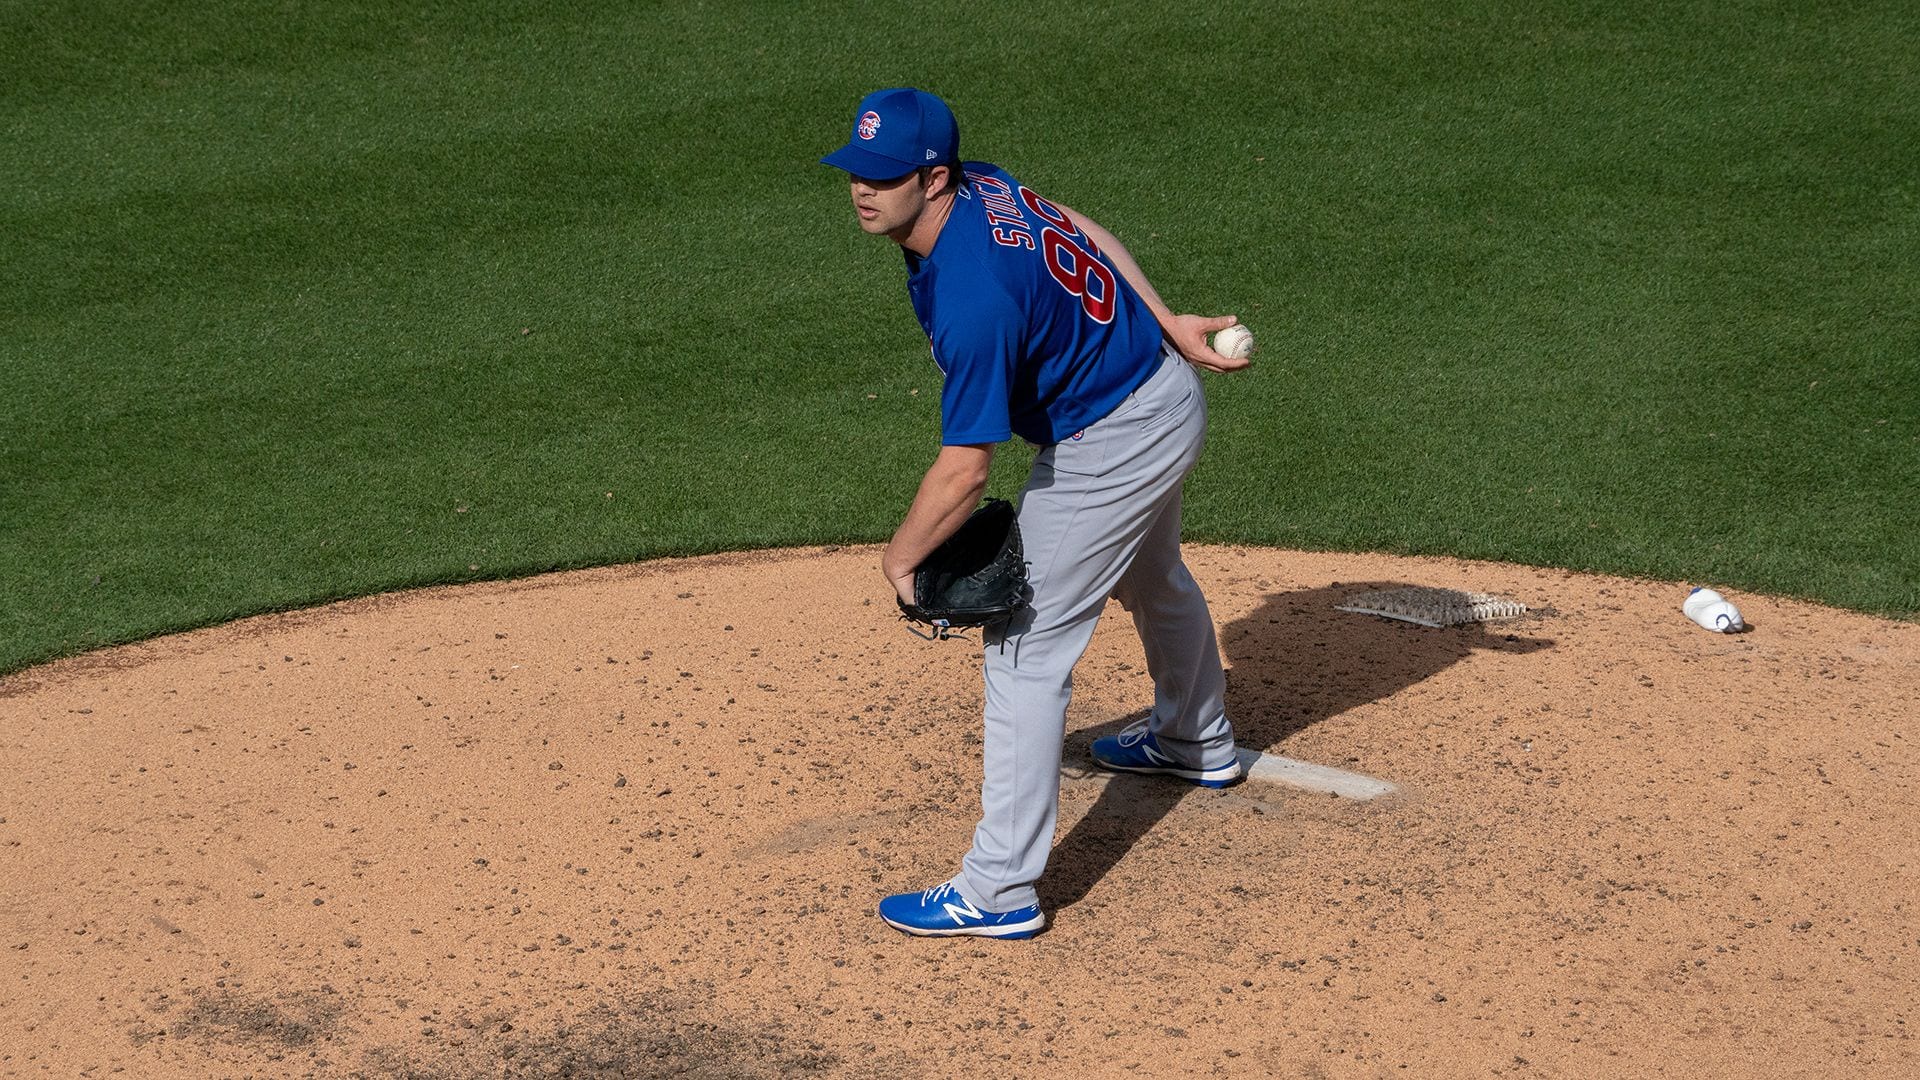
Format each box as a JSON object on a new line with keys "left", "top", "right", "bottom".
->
{"left": 897, "top": 498, "right": 1030, "bottom": 639}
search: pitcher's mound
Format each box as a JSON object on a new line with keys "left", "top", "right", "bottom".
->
{"left": 2, "top": 545, "right": 1914, "bottom": 1077}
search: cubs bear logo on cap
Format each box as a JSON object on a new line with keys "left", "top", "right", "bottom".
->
{"left": 821, "top": 88, "right": 959, "bottom": 181}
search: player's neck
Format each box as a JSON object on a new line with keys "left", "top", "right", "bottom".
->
{"left": 895, "top": 190, "right": 956, "bottom": 258}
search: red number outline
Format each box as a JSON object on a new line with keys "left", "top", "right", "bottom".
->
{"left": 1019, "top": 187, "right": 1117, "bottom": 324}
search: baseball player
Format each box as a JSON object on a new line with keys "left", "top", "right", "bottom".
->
{"left": 822, "top": 88, "right": 1251, "bottom": 939}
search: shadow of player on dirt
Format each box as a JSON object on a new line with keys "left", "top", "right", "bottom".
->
{"left": 1038, "top": 580, "right": 1554, "bottom": 913}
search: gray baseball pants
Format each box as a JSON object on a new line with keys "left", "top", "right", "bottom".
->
{"left": 955, "top": 349, "right": 1236, "bottom": 913}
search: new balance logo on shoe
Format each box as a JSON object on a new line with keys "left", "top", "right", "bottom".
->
{"left": 1119, "top": 727, "right": 1176, "bottom": 766}
{"left": 941, "top": 892, "right": 984, "bottom": 926}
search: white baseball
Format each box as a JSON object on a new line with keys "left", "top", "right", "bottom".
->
{"left": 1213, "top": 323, "right": 1254, "bottom": 360}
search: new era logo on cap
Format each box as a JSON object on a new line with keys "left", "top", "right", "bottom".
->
{"left": 821, "top": 88, "right": 959, "bottom": 181}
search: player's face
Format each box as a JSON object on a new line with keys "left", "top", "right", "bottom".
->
{"left": 848, "top": 171, "right": 929, "bottom": 239}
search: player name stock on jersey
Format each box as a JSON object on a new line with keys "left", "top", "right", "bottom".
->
{"left": 971, "top": 173, "right": 1118, "bottom": 324}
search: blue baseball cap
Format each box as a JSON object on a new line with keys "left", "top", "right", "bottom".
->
{"left": 820, "top": 88, "right": 959, "bottom": 180}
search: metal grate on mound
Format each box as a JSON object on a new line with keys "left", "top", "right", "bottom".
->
{"left": 1334, "top": 587, "right": 1528, "bottom": 628}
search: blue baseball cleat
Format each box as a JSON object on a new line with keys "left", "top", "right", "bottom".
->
{"left": 877, "top": 881, "right": 1046, "bottom": 939}
{"left": 1091, "top": 724, "right": 1244, "bottom": 788}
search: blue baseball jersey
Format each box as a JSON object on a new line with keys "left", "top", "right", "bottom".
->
{"left": 904, "top": 162, "right": 1167, "bottom": 446}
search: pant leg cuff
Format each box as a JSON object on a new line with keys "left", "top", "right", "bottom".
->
{"left": 956, "top": 864, "right": 1041, "bottom": 914}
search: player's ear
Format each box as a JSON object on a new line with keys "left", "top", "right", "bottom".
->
{"left": 922, "top": 164, "right": 952, "bottom": 199}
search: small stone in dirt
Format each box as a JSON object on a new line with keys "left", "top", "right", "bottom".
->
{"left": 548, "top": 761, "right": 564, "bottom": 771}
{"left": 614, "top": 776, "right": 627, "bottom": 788}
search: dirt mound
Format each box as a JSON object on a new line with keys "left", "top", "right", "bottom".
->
{"left": 2, "top": 546, "right": 1914, "bottom": 1077}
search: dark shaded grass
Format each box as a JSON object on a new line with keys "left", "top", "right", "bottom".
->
{"left": 3, "top": 1, "right": 1915, "bottom": 673}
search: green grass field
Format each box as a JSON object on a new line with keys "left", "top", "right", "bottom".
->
{"left": 3, "top": 1, "right": 1916, "bottom": 675}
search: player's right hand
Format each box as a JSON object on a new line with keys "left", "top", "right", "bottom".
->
{"left": 1168, "top": 313, "right": 1252, "bottom": 373}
